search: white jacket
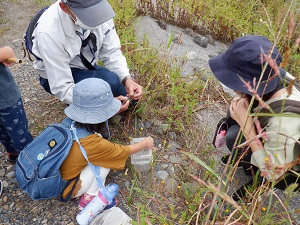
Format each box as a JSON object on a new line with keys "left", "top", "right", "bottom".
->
{"left": 251, "top": 73, "right": 300, "bottom": 180}
{"left": 32, "top": 1, "right": 130, "bottom": 104}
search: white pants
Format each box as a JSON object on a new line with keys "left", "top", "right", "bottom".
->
{"left": 74, "top": 165, "right": 110, "bottom": 197}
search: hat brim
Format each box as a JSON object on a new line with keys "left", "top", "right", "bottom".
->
{"left": 64, "top": 98, "right": 121, "bottom": 124}
{"left": 208, "top": 53, "right": 286, "bottom": 96}
{"left": 71, "top": 0, "right": 115, "bottom": 27}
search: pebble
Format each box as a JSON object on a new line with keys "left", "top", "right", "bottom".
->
{"left": 2, "top": 180, "right": 9, "bottom": 187}
{"left": 153, "top": 120, "right": 162, "bottom": 126}
{"left": 205, "top": 34, "right": 216, "bottom": 45}
{"left": 193, "top": 35, "right": 208, "bottom": 48}
{"left": 168, "top": 132, "right": 176, "bottom": 140}
{"left": 182, "top": 28, "right": 196, "bottom": 37}
{"left": 16, "top": 202, "right": 25, "bottom": 209}
{"left": 3, "top": 195, "right": 8, "bottom": 203}
{"left": 169, "top": 141, "right": 181, "bottom": 149}
{"left": 181, "top": 182, "right": 198, "bottom": 195}
{"left": 155, "top": 164, "right": 161, "bottom": 171}
{"left": 156, "top": 20, "right": 167, "bottom": 30}
{"left": 0, "top": 168, "right": 5, "bottom": 176}
{"left": 159, "top": 124, "right": 170, "bottom": 133}
{"left": 137, "top": 122, "right": 145, "bottom": 130}
{"left": 165, "top": 178, "right": 178, "bottom": 193}
{"left": 187, "top": 51, "right": 198, "bottom": 60}
{"left": 161, "top": 163, "right": 168, "bottom": 169}
{"left": 156, "top": 170, "right": 169, "bottom": 181}
{"left": 166, "top": 165, "right": 175, "bottom": 174}
{"left": 172, "top": 36, "right": 182, "bottom": 44}
{"left": 9, "top": 202, "right": 14, "bottom": 209}
{"left": 144, "top": 121, "right": 151, "bottom": 129}
{"left": 6, "top": 171, "right": 15, "bottom": 179}
{"left": 169, "top": 154, "right": 182, "bottom": 164}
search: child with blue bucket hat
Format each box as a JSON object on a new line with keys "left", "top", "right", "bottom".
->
{"left": 59, "top": 78, "right": 155, "bottom": 210}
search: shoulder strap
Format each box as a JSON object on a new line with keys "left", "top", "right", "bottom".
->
{"left": 258, "top": 99, "right": 300, "bottom": 127}
{"left": 80, "top": 32, "right": 97, "bottom": 70}
{"left": 80, "top": 53, "right": 96, "bottom": 70}
{"left": 258, "top": 77, "right": 300, "bottom": 127}
{"left": 23, "top": 7, "right": 49, "bottom": 61}
{"left": 70, "top": 122, "right": 103, "bottom": 189}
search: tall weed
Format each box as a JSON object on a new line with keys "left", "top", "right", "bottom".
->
{"left": 108, "top": 0, "right": 299, "bottom": 224}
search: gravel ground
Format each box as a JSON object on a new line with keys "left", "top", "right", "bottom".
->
{"left": 0, "top": 1, "right": 300, "bottom": 225}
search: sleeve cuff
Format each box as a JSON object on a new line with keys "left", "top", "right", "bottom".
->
{"left": 121, "top": 75, "right": 131, "bottom": 85}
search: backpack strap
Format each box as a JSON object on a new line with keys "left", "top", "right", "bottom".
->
{"left": 258, "top": 99, "right": 300, "bottom": 127}
{"left": 79, "top": 32, "right": 97, "bottom": 70}
{"left": 60, "top": 176, "right": 79, "bottom": 202}
{"left": 70, "top": 122, "right": 104, "bottom": 189}
{"left": 258, "top": 77, "right": 300, "bottom": 127}
{"left": 23, "top": 7, "right": 49, "bottom": 61}
{"left": 80, "top": 53, "right": 96, "bottom": 70}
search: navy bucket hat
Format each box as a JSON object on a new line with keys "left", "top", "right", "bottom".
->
{"left": 65, "top": 78, "right": 121, "bottom": 124}
{"left": 61, "top": 0, "right": 115, "bottom": 27}
{"left": 208, "top": 35, "right": 286, "bottom": 96}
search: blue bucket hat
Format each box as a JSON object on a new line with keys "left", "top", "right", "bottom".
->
{"left": 64, "top": 78, "right": 121, "bottom": 124}
{"left": 61, "top": 0, "right": 115, "bottom": 27}
{"left": 208, "top": 35, "right": 286, "bottom": 96}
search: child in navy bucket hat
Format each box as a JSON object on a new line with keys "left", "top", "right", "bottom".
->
{"left": 209, "top": 35, "right": 286, "bottom": 96}
{"left": 209, "top": 35, "right": 300, "bottom": 202}
{"left": 60, "top": 78, "right": 155, "bottom": 210}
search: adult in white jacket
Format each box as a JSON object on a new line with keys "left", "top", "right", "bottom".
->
{"left": 32, "top": 0, "right": 142, "bottom": 111}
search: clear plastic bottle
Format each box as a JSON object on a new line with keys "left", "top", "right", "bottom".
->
{"left": 215, "top": 130, "right": 226, "bottom": 148}
{"left": 130, "top": 138, "right": 153, "bottom": 172}
{"left": 76, "top": 183, "right": 119, "bottom": 225}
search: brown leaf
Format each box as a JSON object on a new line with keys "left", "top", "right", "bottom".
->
{"left": 280, "top": 46, "right": 290, "bottom": 68}
{"left": 288, "top": 13, "right": 295, "bottom": 40}
{"left": 263, "top": 54, "right": 280, "bottom": 76}
{"left": 286, "top": 79, "right": 295, "bottom": 97}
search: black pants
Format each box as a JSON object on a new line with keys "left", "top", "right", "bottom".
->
{"left": 39, "top": 65, "right": 127, "bottom": 97}
{"left": 226, "top": 124, "right": 300, "bottom": 191}
{"left": 226, "top": 124, "right": 258, "bottom": 176}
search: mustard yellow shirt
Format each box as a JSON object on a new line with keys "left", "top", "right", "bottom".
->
{"left": 60, "top": 133, "right": 130, "bottom": 198}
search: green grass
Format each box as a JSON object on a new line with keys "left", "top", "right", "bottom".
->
{"left": 107, "top": 0, "right": 300, "bottom": 224}
{"left": 17, "top": 0, "right": 298, "bottom": 224}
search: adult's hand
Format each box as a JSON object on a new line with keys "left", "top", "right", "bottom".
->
{"left": 125, "top": 79, "right": 142, "bottom": 100}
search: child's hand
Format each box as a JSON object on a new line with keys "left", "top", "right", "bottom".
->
{"left": 2, "top": 59, "right": 16, "bottom": 67}
{"left": 0, "top": 46, "right": 16, "bottom": 67}
{"left": 115, "top": 95, "right": 130, "bottom": 113}
{"left": 129, "top": 136, "right": 157, "bottom": 155}
{"left": 143, "top": 136, "right": 155, "bottom": 149}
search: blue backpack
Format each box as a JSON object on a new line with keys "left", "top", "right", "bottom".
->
{"left": 15, "top": 118, "right": 90, "bottom": 201}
